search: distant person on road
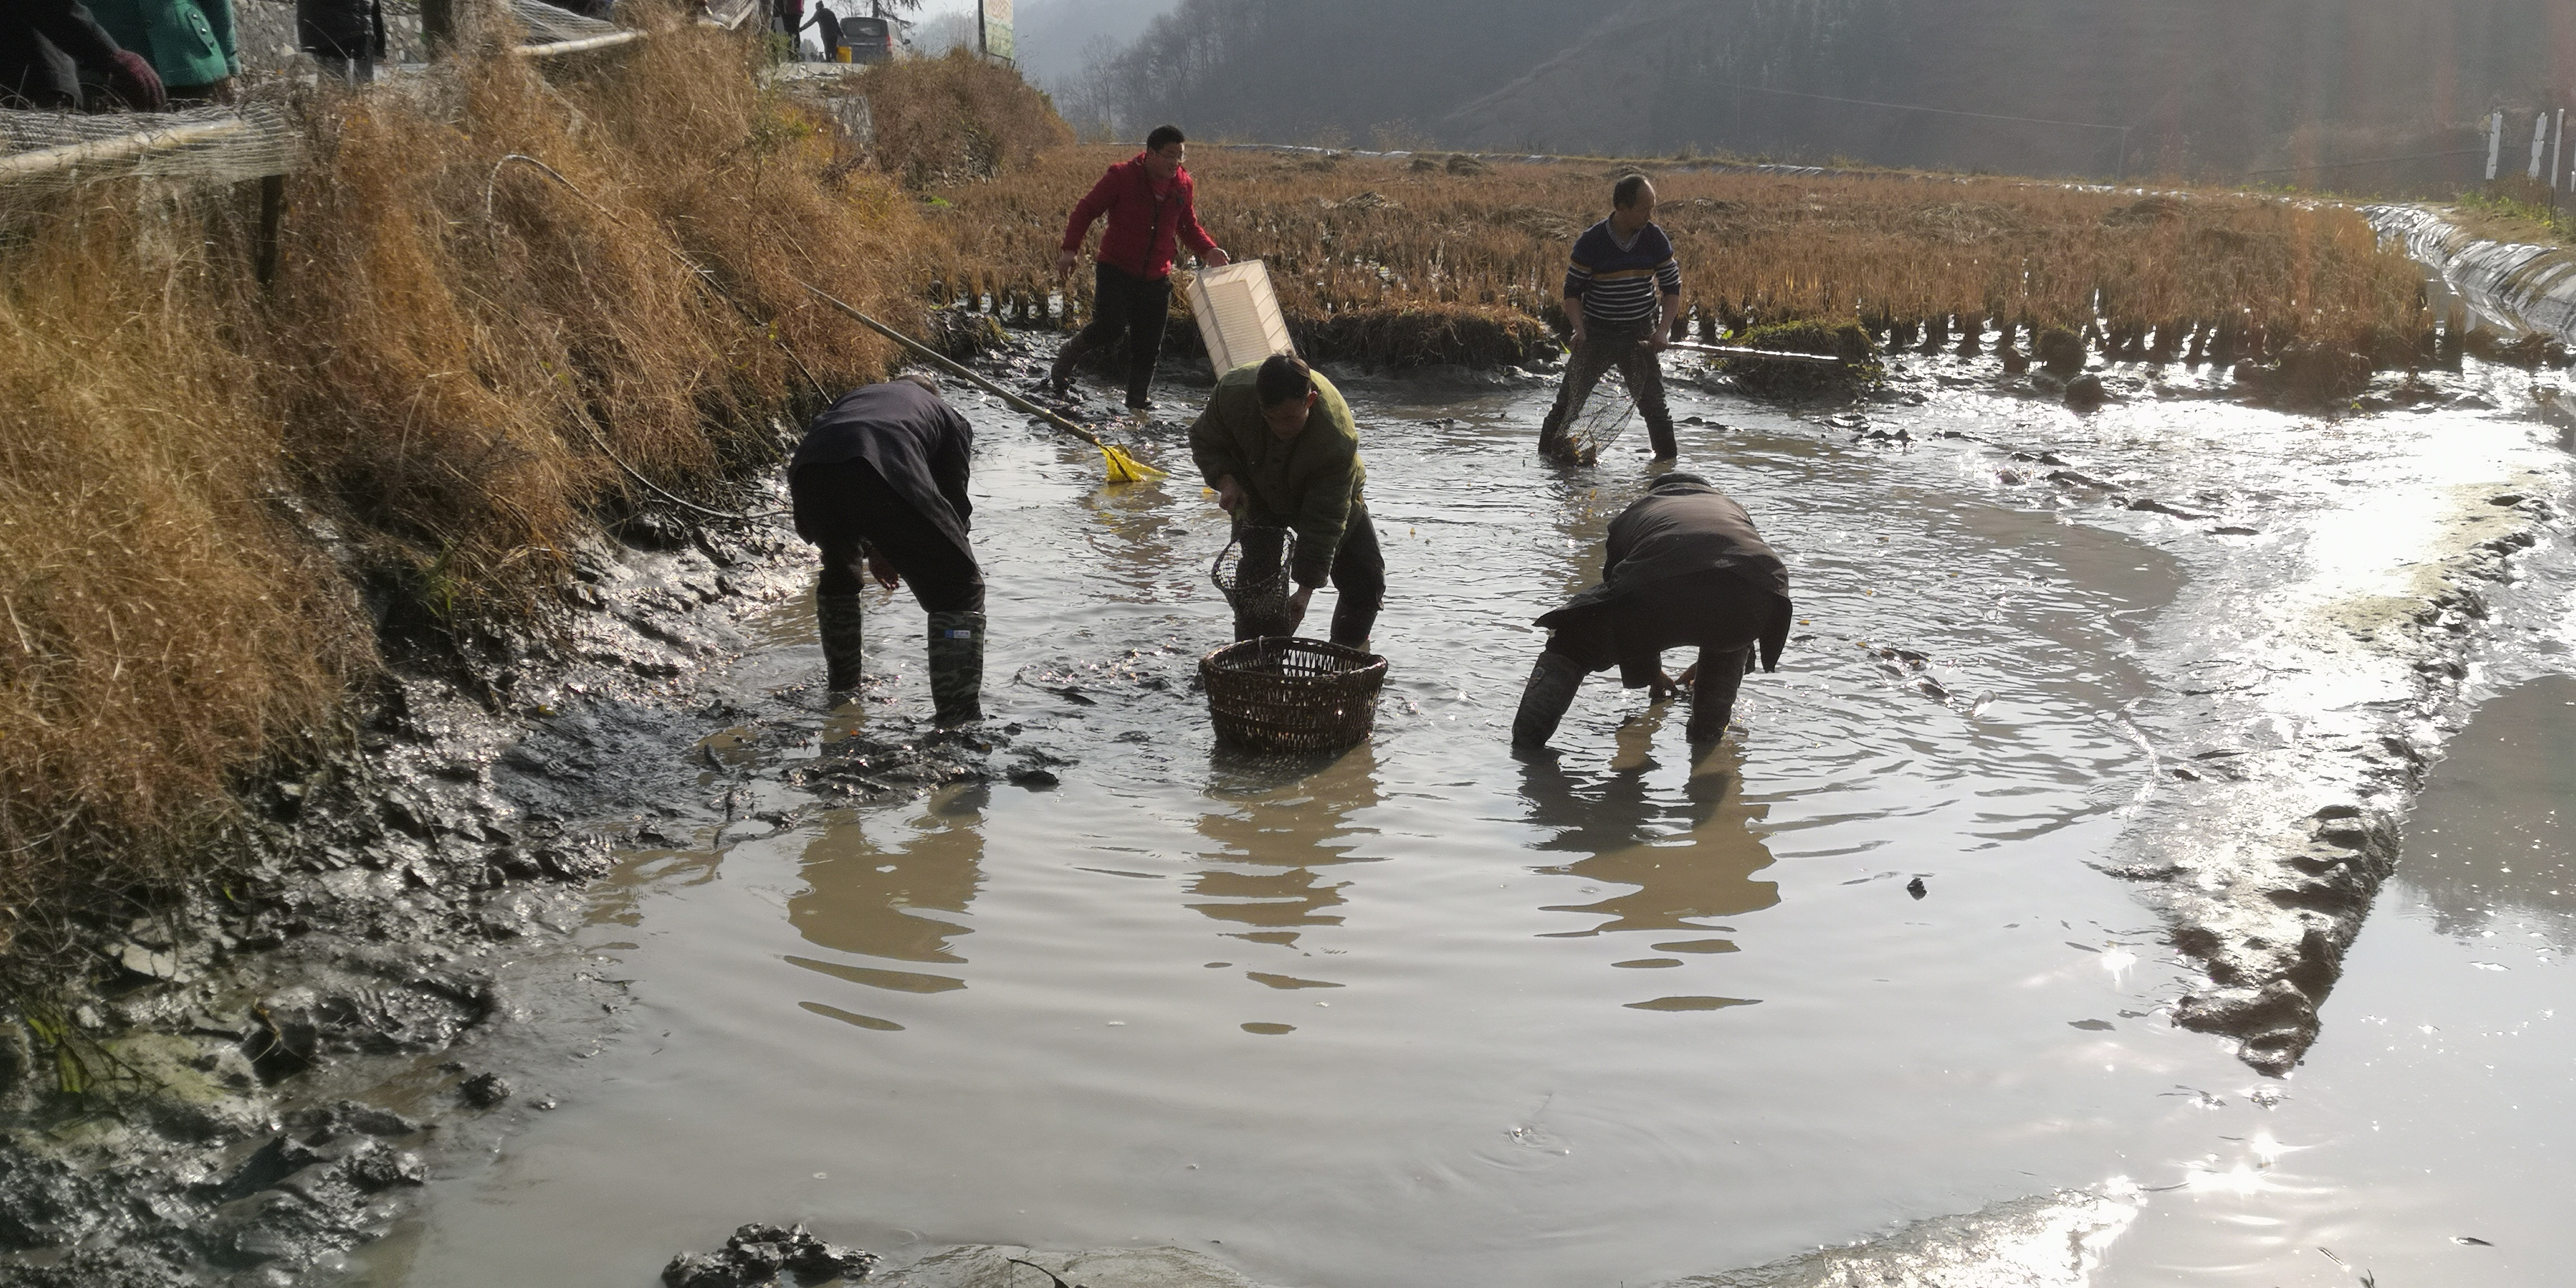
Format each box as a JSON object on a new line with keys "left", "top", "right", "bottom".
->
{"left": 296, "top": 0, "right": 384, "bottom": 84}
{"left": 89, "top": 0, "right": 239, "bottom": 103}
{"left": 2, "top": 0, "right": 165, "bottom": 110}
{"left": 1049, "top": 124, "right": 1232, "bottom": 413}
{"left": 1512, "top": 472, "right": 1791, "bottom": 749}
{"left": 1539, "top": 174, "right": 1684, "bottom": 463}
{"left": 788, "top": 373, "right": 987, "bottom": 726}
{"left": 1190, "top": 354, "right": 1381, "bottom": 648}
{"left": 802, "top": 2, "right": 840, "bottom": 59}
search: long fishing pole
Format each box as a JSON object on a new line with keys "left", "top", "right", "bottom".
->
{"left": 1661, "top": 340, "right": 1850, "bottom": 366}
{"left": 798, "top": 283, "right": 1167, "bottom": 484}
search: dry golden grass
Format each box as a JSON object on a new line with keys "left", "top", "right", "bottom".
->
{"left": 1, "top": 11, "right": 928, "bottom": 943}
{"left": 274, "top": 20, "right": 929, "bottom": 614}
{"left": 0, "top": 192, "right": 359, "bottom": 931}
{"left": 929, "top": 146, "right": 2432, "bottom": 363}
{"left": 843, "top": 49, "right": 1074, "bottom": 189}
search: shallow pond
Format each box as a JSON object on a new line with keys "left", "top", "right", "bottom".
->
{"left": 361, "top": 349, "right": 2576, "bottom": 1287}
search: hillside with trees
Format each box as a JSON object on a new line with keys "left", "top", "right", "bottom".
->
{"left": 1089, "top": 0, "right": 2575, "bottom": 185}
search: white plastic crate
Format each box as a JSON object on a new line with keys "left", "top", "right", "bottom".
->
{"left": 1185, "top": 259, "right": 1297, "bottom": 377}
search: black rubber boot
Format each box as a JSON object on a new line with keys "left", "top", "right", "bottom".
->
{"left": 1045, "top": 337, "right": 1091, "bottom": 396}
{"left": 816, "top": 591, "right": 866, "bottom": 694}
{"left": 926, "top": 609, "right": 985, "bottom": 726}
{"left": 1510, "top": 652, "right": 1586, "bottom": 749}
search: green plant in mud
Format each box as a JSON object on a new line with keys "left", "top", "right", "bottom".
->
{"left": 2455, "top": 183, "right": 2575, "bottom": 243}
{"left": 1723, "top": 319, "right": 1883, "bottom": 399}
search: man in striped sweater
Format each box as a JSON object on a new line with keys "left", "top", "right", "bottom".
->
{"left": 1539, "top": 174, "right": 1684, "bottom": 462}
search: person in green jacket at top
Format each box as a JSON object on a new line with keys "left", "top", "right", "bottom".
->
{"left": 88, "top": 0, "right": 235, "bottom": 101}
{"left": 1189, "top": 354, "right": 1384, "bottom": 648}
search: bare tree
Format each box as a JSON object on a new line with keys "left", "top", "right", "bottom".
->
{"left": 1058, "top": 35, "right": 1124, "bottom": 140}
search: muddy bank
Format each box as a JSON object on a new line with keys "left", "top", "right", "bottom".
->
{"left": 0, "top": 504, "right": 834, "bottom": 1285}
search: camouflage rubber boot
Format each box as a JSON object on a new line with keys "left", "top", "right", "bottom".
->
{"left": 1510, "top": 652, "right": 1586, "bottom": 749}
{"left": 926, "top": 609, "right": 985, "bottom": 726}
{"left": 816, "top": 592, "right": 866, "bottom": 694}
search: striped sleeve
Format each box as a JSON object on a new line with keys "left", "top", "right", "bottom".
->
{"left": 1564, "top": 246, "right": 1595, "bottom": 298}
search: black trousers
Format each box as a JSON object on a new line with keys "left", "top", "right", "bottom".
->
{"left": 788, "top": 460, "right": 984, "bottom": 614}
{"left": 1233, "top": 508, "right": 1385, "bottom": 645}
{"left": 1540, "top": 318, "right": 1677, "bottom": 458}
{"left": 1062, "top": 262, "right": 1171, "bottom": 408}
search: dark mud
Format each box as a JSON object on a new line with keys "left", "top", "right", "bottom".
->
{"left": 0, "top": 487, "right": 894, "bottom": 1284}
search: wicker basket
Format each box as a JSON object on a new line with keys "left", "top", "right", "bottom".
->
{"left": 1200, "top": 637, "right": 1388, "bottom": 754}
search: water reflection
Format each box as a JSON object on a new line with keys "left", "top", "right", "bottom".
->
{"left": 1521, "top": 712, "right": 1781, "bottom": 939}
{"left": 1074, "top": 476, "right": 1187, "bottom": 604}
{"left": 2395, "top": 673, "right": 2576, "bottom": 940}
{"left": 784, "top": 785, "right": 988, "bottom": 1025}
{"left": 1186, "top": 745, "right": 1384, "bottom": 950}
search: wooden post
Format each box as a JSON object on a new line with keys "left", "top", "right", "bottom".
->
{"left": 2531, "top": 111, "right": 2550, "bottom": 181}
{"left": 422, "top": 0, "right": 453, "bottom": 55}
{"left": 2488, "top": 110, "right": 2503, "bottom": 181}
{"left": 2556, "top": 108, "right": 2568, "bottom": 192}
{"left": 254, "top": 173, "right": 285, "bottom": 286}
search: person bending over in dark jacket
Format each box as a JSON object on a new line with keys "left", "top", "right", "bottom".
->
{"left": 1049, "top": 123, "right": 1230, "bottom": 412}
{"left": 787, "top": 374, "right": 986, "bottom": 725}
{"left": 1188, "top": 354, "right": 1382, "bottom": 647}
{"left": 2, "top": 0, "right": 163, "bottom": 109}
{"left": 1513, "top": 472, "right": 1792, "bottom": 749}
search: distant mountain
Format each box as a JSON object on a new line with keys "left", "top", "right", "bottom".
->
{"left": 1097, "top": 0, "right": 2572, "bottom": 184}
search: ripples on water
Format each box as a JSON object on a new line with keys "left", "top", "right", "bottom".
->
{"left": 369, "top": 356, "right": 2576, "bottom": 1288}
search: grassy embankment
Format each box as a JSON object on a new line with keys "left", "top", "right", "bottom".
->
{"left": 0, "top": 16, "right": 1059, "bottom": 963}
{"left": 924, "top": 146, "right": 2436, "bottom": 373}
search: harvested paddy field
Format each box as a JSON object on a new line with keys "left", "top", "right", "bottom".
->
{"left": 921, "top": 146, "right": 2433, "bottom": 372}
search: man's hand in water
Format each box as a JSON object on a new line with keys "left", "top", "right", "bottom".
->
{"left": 1215, "top": 475, "right": 1247, "bottom": 514}
{"left": 1651, "top": 662, "right": 1701, "bottom": 702}
{"left": 867, "top": 551, "right": 901, "bottom": 590}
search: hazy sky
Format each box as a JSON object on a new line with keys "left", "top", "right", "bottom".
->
{"left": 903, "top": 0, "right": 1175, "bottom": 82}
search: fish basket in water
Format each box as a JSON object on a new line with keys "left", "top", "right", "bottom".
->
{"left": 1199, "top": 637, "right": 1389, "bottom": 754}
{"left": 1211, "top": 525, "right": 1299, "bottom": 639}
{"left": 1568, "top": 365, "right": 1634, "bottom": 465}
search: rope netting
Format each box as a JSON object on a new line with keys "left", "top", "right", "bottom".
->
{"left": 508, "top": 0, "right": 624, "bottom": 46}
{"left": 0, "top": 105, "right": 299, "bottom": 196}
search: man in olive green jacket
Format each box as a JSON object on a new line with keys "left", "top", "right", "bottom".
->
{"left": 1189, "top": 354, "right": 1383, "bottom": 647}
{"left": 89, "top": 0, "right": 235, "bottom": 100}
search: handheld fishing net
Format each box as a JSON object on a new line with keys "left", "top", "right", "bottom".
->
{"left": 1566, "top": 365, "right": 1635, "bottom": 466}
{"left": 1211, "top": 525, "right": 1299, "bottom": 639}
{"left": 0, "top": 105, "right": 298, "bottom": 200}
{"left": 507, "top": 0, "right": 626, "bottom": 46}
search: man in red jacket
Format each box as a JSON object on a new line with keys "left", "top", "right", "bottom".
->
{"left": 1048, "top": 124, "right": 1230, "bottom": 412}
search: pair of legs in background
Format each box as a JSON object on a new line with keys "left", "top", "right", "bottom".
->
{"left": 1537, "top": 318, "right": 1677, "bottom": 461}
{"left": 789, "top": 460, "right": 986, "bottom": 725}
{"left": 1513, "top": 570, "right": 1772, "bottom": 748}
{"left": 1228, "top": 511, "right": 1385, "bottom": 648}
{"left": 1048, "top": 263, "right": 1169, "bottom": 410}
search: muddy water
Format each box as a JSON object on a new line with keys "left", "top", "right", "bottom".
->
{"left": 363, "top": 353, "right": 2575, "bottom": 1287}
